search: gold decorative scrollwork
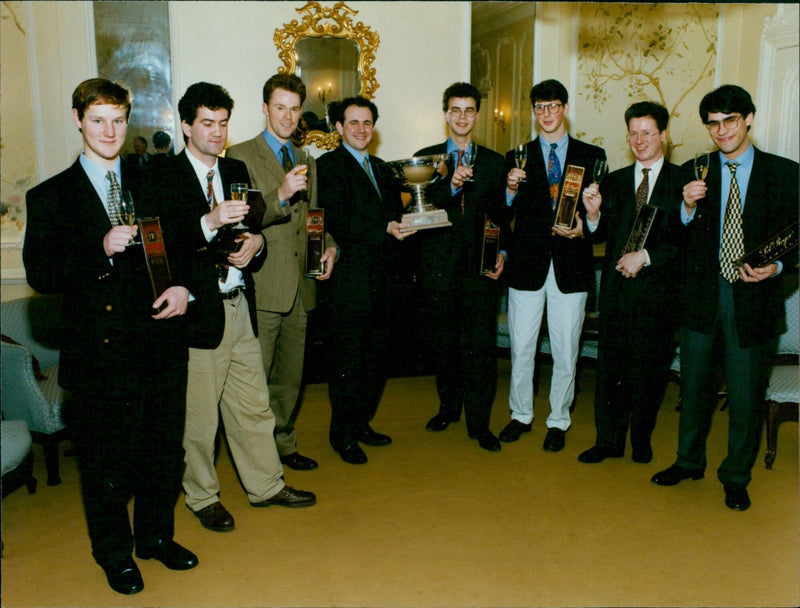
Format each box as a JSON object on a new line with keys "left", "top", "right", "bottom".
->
{"left": 274, "top": 1, "right": 380, "bottom": 149}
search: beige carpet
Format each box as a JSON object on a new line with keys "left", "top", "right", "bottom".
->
{"left": 2, "top": 360, "right": 798, "bottom": 607}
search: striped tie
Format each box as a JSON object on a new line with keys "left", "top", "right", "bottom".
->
{"left": 106, "top": 171, "right": 122, "bottom": 226}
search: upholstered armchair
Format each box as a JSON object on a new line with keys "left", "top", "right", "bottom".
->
{"left": 1, "top": 296, "right": 68, "bottom": 485}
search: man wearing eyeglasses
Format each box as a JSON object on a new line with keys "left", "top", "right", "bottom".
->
{"left": 651, "top": 85, "right": 798, "bottom": 511}
{"left": 499, "top": 79, "right": 607, "bottom": 453}
{"left": 577, "top": 101, "right": 684, "bottom": 467}
{"left": 413, "top": 82, "right": 511, "bottom": 452}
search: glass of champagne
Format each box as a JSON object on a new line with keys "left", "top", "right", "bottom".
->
{"left": 592, "top": 159, "right": 608, "bottom": 184}
{"left": 228, "top": 183, "right": 249, "bottom": 232}
{"left": 514, "top": 144, "right": 527, "bottom": 182}
{"left": 694, "top": 152, "right": 710, "bottom": 181}
{"left": 462, "top": 143, "right": 477, "bottom": 182}
{"left": 118, "top": 191, "right": 140, "bottom": 245}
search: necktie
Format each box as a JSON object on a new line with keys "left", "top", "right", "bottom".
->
{"left": 720, "top": 162, "right": 744, "bottom": 283}
{"left": 106, "top": 171, "right": 122, "bottom": 226}
{"left": 206, "top": 169, "right": 217, "bottom": 209}
{"left": 636, "top": 167, "right": 650, "bottom": 211}
{"left": 281, "top": 145, "right": 294, "bottom": 173}
{"left": 547, "top": 143, "right": 561, "bottom": 214}
{"left": 457, "top": 149, "right": 465, "bottom": 215}
{"left": 363, "top": 157, "right": 381, "bottom": 197}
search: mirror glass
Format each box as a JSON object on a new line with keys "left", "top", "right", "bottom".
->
{"left": 297, "top": 37, "right": 359, "bottom": 131}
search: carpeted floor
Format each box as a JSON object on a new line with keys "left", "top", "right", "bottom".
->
{"left": 2, "top": 359, "right": 798, "bottom": 607}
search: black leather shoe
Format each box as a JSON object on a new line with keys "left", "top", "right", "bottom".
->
{"left": 136, "top": 540, "right": 198, "bottom": 570}
{"left": 251, "top": 485, "right": 317, "bottom": 508}
{"left": 578, "top": 445, "right": 623, "bottom": 463}
{"left": 543, "top": 427, "right": 566, "bottom": 452}
{"left": 499, "top": 420, "right": 532, "bottom": 443}
{"left": 651, "top": 463, "right": 704, "bottom": 486}
{"left": 193, "top": 501, "right": 235, "bottom": 532}
{"left": 355, "top": 426, "right": 392, "bottom": 446}
{"left": 425, "top": 412, "right": 459, "bottom": 432}
{"left": 101, "top": 556, "right": 144, "bottom": 595}
{"left": 631, "top": 446, "right": 653, "bottom": 464}
{"left": 337, "top": 442, "right": 368, "bottom": 464}
{"left": 280, "top": 452, "right": 319, "bottom": 471}
{"left": 472, "top": 429, "right": 501, "bottom": 452}
{"left": 724, "top": 484, "right": 751, "bottom": 511}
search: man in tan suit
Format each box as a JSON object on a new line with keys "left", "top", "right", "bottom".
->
{"left": 227, "top": 73, "right": 337, "bottom": 471}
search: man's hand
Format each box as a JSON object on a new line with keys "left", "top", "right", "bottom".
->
{"left": 227, "top": 233, "right": 263, "bottom": 268}
{"left": 388, "top": 220, "right": 416, "bottom": 240}
{"left": 484, "top": 252, "right": 506, "bottom": 280}
{"left": 682, "top": 179, "right": 707, "bottom": 216}
{"left": 451, "top": 163, "right": 472, "bottom": 190}
{"left": 552, "top": 212, "right": 584, "bottom": 239}
{"left": 151, "top": 286, "right": 190, "bottom": 319}
{"left": 103, "top": 225, "right": 138, "bottom": 257}
{"left": 616, "top": 250, "right": 647, "bottom": 278}
{"left": 506, "top": 168, "right": 526, "bottom": 193}
{"left": 316, "top": 246, "right": 337, "bottom": 280}
{"left": 206, "top": 200, "right": 249, "bottom": 232}
{"left": 277, "top": 165, "right": 309, "bottom": 203}
{"left": 582, "top": 183, "right": 602, "bottom": 222}
{"left": 740, "top": 262, "right": 778, "bottom": 283}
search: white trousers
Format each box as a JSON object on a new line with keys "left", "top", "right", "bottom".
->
{"left": 508, "top": 263, "right": 587, "bottom": 430}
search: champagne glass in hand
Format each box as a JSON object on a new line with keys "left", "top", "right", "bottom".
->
{"left": 118, "top": 191, "right": 141, "bottom": 245}
{"left": 592, "top": 159, "right": 608, "bottom": 184}
{"left": 514, "top": 144, "right": 528, "bottom": 182}
{"left": 228, "top": 183, "right": 249, "bottom": 232}
{"left": 462, "top": 143, "right": 477, "bottom": 182}
{"left": 694, "top": 152, "right": 710, "bottom": 181}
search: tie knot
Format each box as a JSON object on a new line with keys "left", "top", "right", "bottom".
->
{"left": 550, "top": 143, "right": 558, "bottom": 151}
{"left": 727, "top": 162, "right": 738, "bottom": 175}
{"left": 206, "top": 169, "right": 215, "bottom": 182}
{"left": 642, "top": 168, "right": 650, "bottom": 175}
{"left": 107, "top": 170, "right": 119, "bottom": 184}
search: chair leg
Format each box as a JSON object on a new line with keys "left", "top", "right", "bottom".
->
{"left": 23, "top": 451, "right": 37, "bottom": 494}
{"left": 42, "top": 440, "right": 62, "bottom": 486}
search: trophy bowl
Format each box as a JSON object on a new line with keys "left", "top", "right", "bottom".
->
{"left": 380, "top": 154, "right": 453, "bottom": 232}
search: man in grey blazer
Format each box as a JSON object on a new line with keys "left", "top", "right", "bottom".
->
{"left": 227, "top": 74, "right": 337, "bottom": 471}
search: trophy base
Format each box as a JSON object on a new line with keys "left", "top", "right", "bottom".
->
{"left": 400, "top": 208, "right": 452, "bottom": 232}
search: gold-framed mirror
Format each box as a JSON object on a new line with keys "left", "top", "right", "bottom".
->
{"left": 274, "top": 1, "right": 380, "bottom": 149}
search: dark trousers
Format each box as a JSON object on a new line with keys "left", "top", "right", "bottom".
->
{"left": 593, "top": 309, "right": 675, "bottom": 453}
{"left": 327, "top": 306, "right": 388, "bottom": 450}
{"left": 677, "top": 277, "right": 771, "bottom": 486}
{"left": 67, "top": 363, "right": 187, "bottom": 567}
{"left": 423, "top": 282, "right": 499, "bottom": 434}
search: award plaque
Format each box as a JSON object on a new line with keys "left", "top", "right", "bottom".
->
{"left": 734, "top": 221, "right": 799, "bottom": 268}
{"left": 138, "top": 217, "right": 172, "bottom": 299}
{"left": 305, "top": 208, "right": 326, "bottom": 277}
{"left": 480, "top": 216, "right": 500, "bottom": 276}
{"left": 380, "top": 154, "right": 453, "bottom": 232}
{"left": 554, "top": 165, "right": 585, "bottom": 229}
{"left": 619, "top": 204, "right": 659, "bottom": 256}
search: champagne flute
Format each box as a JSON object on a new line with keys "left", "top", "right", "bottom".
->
{"left": 514, "top": 144, "right": 528, "bottom": 182}
{"left": 462, "top": 143, "right": 477, "bottom": 182}
{"left": 694, "top": 152, "right": 710, "bottom": 181}
{"left": 228, "top": 183, "right": 249, "bottom": 232}
{"left": 118, "top": 191, "right": 141, "bottom": 245}
{"left": 592, "top": 159, "right": 608, "bottom": 184}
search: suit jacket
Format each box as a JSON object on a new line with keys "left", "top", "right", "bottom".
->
{"left": 413, "top": 142, "right": 512, "bottom": 292}
{"left": 23, "top": 158, "right": 186, "bottom": 397}
{"left": 156, "top": 150, "right": 265, "bottom": 350}
{"left": 227, "top": 135, "right": 336, "bottom": 313}
{"left": 679, "top": 146, "right": 798, "bottom": 347}
{"left": 504, "top": 136, "right": 607, "bottom": 293}
{"left": 316, "top": 145, "right": 404, "bottom": 312}
{"left": 595, "top": 161, "right": 685, "bottom": 316}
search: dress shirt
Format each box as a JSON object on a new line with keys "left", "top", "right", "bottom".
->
{"left": 341, "top": 141, "right": 373, "bottom": 172}
{"left": 263, "top": 130, "right": 295, "bottom": 207}
{"left": 80, "top": 153, "right": 122, "bottom": 218}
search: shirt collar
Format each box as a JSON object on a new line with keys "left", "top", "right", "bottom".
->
{"left": 263, "top": 129, "right": 294, "bottom": 164}
{"left": 719, "top": 142, "right": 754, "bottom": 169}
{"left": 635, "top": 155, "right": 665, "bottom": 180}
{"left": 185, "top": 148, "right": 220, "bottom": 186}
{"left": 539, "top": 133, "right": 568, "bottom": 156}
{"left": 342, "top": 141, "right": 369, "bottom": 164}
{"left": 79, "top": 153, "right": 122, "bottom": 201}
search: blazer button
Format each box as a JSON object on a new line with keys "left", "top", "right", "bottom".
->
{"left": 103, "top": 338, "right": 110, "bottom": 344}
{"left": 105, "top": 304, "right": 113, "bottom": 312}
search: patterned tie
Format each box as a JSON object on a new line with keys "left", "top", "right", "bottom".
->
{"left": 547, "top": 143, "right": 561, "bottom": 214}
{"left": 206, "top": 169, "right": 217, "bottom": 209}
{"left": 363, "top": 156, "right": 381, "bottom": 197}
{"left": 106, "top": 171, "right": 122, "bottom": 226}
{"left": 636, "top": 167, "right": 650, "bottom": 211}
{"left": 457, "top": 149, "right": 465, "bottom": 215}
{"left": 720, "top": 162, "right": 744, "bottom": 283}
{"left": 281, "top": 145, "right": 294, "bottom": 173}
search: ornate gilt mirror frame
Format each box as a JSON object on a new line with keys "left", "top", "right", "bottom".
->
{"left": 274, "top": 1, "right": 380, "bottom": 149}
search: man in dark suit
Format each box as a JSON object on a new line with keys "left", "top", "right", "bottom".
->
{"left": 652, "top": 85, "right": 799, "bottom": 511}
{"left": 498, "top": 79, "right": 607, "bottom": 453}
{"left": 316, "top": 96, "right": 411, "bottom": 464}
{"left": 577, "top": 101, "right": 684, "bottom": 466}
{"left": 163, "top": 82, "right": 316, "bottom": 533}
{"left": 23, "top": 78, "right": 197, "bottom": 595}
{"left": 413, "top": 82, "right": 511, "bottom": 452}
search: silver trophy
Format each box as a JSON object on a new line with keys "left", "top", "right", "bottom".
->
{"left": 380, "top": 154, "right": 453, "bottom": 232}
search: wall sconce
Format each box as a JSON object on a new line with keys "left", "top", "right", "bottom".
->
{"left": 318, "top": 83, "right": 332, "bottom": 104}
{"left": 494, "top": 108, "right": 506, "bottom": 133}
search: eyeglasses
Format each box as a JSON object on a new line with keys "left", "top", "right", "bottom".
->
{"left": 627, "top": 130, "right": 661, "bottom": 140}
{"left": 447, "top": 107, "right": 477, "bottom": 118}
{"left": 705, "top": 114, "right": 742, "bottom": 133}
{"left": 533, "top": 102, "right": 563, "bottom": 115}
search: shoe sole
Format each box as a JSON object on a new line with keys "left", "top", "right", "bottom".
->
{"left": 251, "top": 498, "right": 317, "bottom": 508}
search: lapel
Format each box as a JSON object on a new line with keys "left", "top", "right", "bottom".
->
{"left": 256, "top": 134, "right": 291, "bottom": 185}
{"left": 70, "top": 159, "right": 116, "bottom": 235}
{"left": 176, "top": 150, "right": 211, "bottom": 213}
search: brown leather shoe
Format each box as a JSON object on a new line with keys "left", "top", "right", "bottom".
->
{"left": 251, "top": 485, "right": 317, "bottom": 508}
{"left": 193, "top": 501, "right": 235, "bottom": 532}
